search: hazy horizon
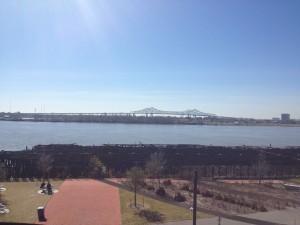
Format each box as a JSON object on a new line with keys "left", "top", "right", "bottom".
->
{"left": 1, "top": 1, "right": 300, "bottom": 119}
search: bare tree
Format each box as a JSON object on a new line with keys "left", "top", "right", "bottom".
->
{"left": 127, "top": 166, "right": 145, "bottom": 207}
{"left": 0, "top": 163, "right": 6, "bottom": 202}
{"left": 256, "top": 150, "right": 269, "bottom": 184}
{"left": 38, "top": 154, "right": 53, "bottom": 181}
{"left": 0, "top": 163, "right": 6, "bottom": 182}
{"left": 86, "top": 155, "right": 103, "bottom": 178}
{"left": 145, "top": 152, "right": 165, "bottom": 186}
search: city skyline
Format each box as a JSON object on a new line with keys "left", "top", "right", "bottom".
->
{"left": 1, "top": 1, "right": 300, "bottom": 119}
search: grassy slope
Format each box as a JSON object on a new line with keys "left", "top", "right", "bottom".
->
{"left": 120, "top": 189, "right": 210, "bottom": 225}
{"left": 0, "top": 180, "right": 63, "bottom": 223}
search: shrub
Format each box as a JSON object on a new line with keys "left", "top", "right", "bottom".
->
{"left": 215, "top": 193, "right": 223, "bottom": 201}
{"left": 191, "top": 188, "right": 200, "bottom": 194}
{"left": 259, "top": 204, "right": 267, "bottom": 212}
{"left": 180, "top": 183, "right": 191, "bottom": 191}
{"left": 228, "top": 195, "right": 236, "bottom": 204}
{"left": 163, "top": 179, "right": 172, "bottom": 186}
{"left": 147, "top": 185, "right": 155, "bottom": 191}
{"left": 243, "top": 201, "right": 251, "bottom": 208}
{"left": 223, "top": 194, "right": 229, "bottom": 202}
{"left": 250, "top": 202, "right": 258, "bottom": 211}
{"left": 174, "top": 192, "right": 186, "bottom": 202}
{"left": 201, "top": 190, "right": 214, "bottom": 198}
{"left": 137, "top": 209, "right": 166, "bottom": 223}
{"left": 142, "top": 181, "right": 148, "bottom": 188}
{"left": 156, "top": 187, "right": 166, "bottom": 196}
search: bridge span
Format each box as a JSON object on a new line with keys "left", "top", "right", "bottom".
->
{"left": 131, "top": 107, "right": 215, "bottom": 117}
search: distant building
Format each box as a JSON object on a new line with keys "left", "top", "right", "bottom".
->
{"left": 272, "top": 117, "right": 280, "bottom": 121}
{"left": 281, "top": 113, "right": 290, "bottom": 121}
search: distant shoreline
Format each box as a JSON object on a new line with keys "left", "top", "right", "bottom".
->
{"left": 1, "top": 119, "right": 300, "bottom": 127}
{"left": 1, "top": 112, "right": 299, "bottom": 127}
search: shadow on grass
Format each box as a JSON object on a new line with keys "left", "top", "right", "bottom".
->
{"left": 137, "top": 209, "right": 166, "bottom": 223}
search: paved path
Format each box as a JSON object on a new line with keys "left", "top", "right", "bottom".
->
{"left": 243, "top": 207, "right": 300, "bottom": 225}
{"left": 161, "top": 208, "right": 300, "bottom": 225}
{"left": 38, "top": 179, "right": 121, "bottom": 225}
{"left": 161, "top": 217, "right": 252, "bottom": 225}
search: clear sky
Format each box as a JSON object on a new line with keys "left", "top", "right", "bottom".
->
{"left": 0, "top": 1, "right": 299, "bottom": 119}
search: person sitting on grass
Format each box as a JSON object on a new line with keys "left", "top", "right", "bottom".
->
{"left": 47, "top": 181, "right": 52, "bottom": 195}
{"left": 40, "top": 181, "right": 46, "bottom": 189}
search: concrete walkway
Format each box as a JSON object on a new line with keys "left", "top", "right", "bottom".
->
{"left": 38, "top": 179, "right": 121, "bottom": 225}
{"left": 161, "top": 217, "right": 252, "bottom": 225}
{"left": 161, "top": 208, "right": 300, "bottom": 225}
{"left": 243, "top": 207, "right": 300, "bottom": 225}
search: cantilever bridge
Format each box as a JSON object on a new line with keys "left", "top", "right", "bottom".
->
{"left": 131, "top": 107, "right": 215, "bottom": 117}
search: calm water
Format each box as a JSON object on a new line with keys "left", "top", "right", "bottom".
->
{"left": 1, "top": 121, "right": 300, "bottom": 151}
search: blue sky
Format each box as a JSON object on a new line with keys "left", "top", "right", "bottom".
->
{"left": 0, "top": 0, "right": 299, "bottom": 119}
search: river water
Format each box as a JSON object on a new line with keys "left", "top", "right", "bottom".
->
{"left": 0, "top": 121, "right": 300, "bottom": 151}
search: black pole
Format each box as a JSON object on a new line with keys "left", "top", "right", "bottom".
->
{"left": 193, "top": 170, "right": 198, "bottom": 225}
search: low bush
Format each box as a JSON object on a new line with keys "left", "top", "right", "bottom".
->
{"left": 142, "top": 181, "right": 148, "bottom": 188}
{"left": 156, "top": 187, "right": 166, "bottom": 196}
{"left": 250, "top": 202, "right": 259, "bottom": 211}
{"left": 201, "top": 190, "right": 214, "bottom": 198}
{"left": 147, "top": 185, "right": 155, "bottom": 191}
{"left": 137, "top": 209, "right": 166, "bottom": 223}
{"left": 259, "top": 204, "right": 267, "bottom": 212}
{"left": 163, "top": 179, "right": 172, "bottom": 186}
{"left": 180, "top": 183, "right": 191, "bottom": 191}
{"left": 174, "top": 192, "right": 186, "bottom": 202}
{"left": 215, "top": 193, "right": 223, "bottom": 201}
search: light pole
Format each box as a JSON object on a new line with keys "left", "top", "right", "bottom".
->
{"left": 193, "top": 170, "right": 198, "bottom": 225}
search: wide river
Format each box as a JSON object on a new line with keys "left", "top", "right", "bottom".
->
{"left": 1, "top": 121, "right": 300, "bottom": 151}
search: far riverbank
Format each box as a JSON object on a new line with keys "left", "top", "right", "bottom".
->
{"left": 1, "top": 112, "right": 299, "bottom": 126}
{"left": 1, "top": 119, "right": 300, "bottom": 127}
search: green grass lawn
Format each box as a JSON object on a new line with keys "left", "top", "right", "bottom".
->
{"left": 120, "top": 189, "right": 211, "bottom": 225}
{"left": 0, "top": 180, "right": 63, "bottom": 223}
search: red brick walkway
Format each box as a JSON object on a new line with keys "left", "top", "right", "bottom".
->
{"left": 38, "top": 179, "right": 121, "bottom": 225}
